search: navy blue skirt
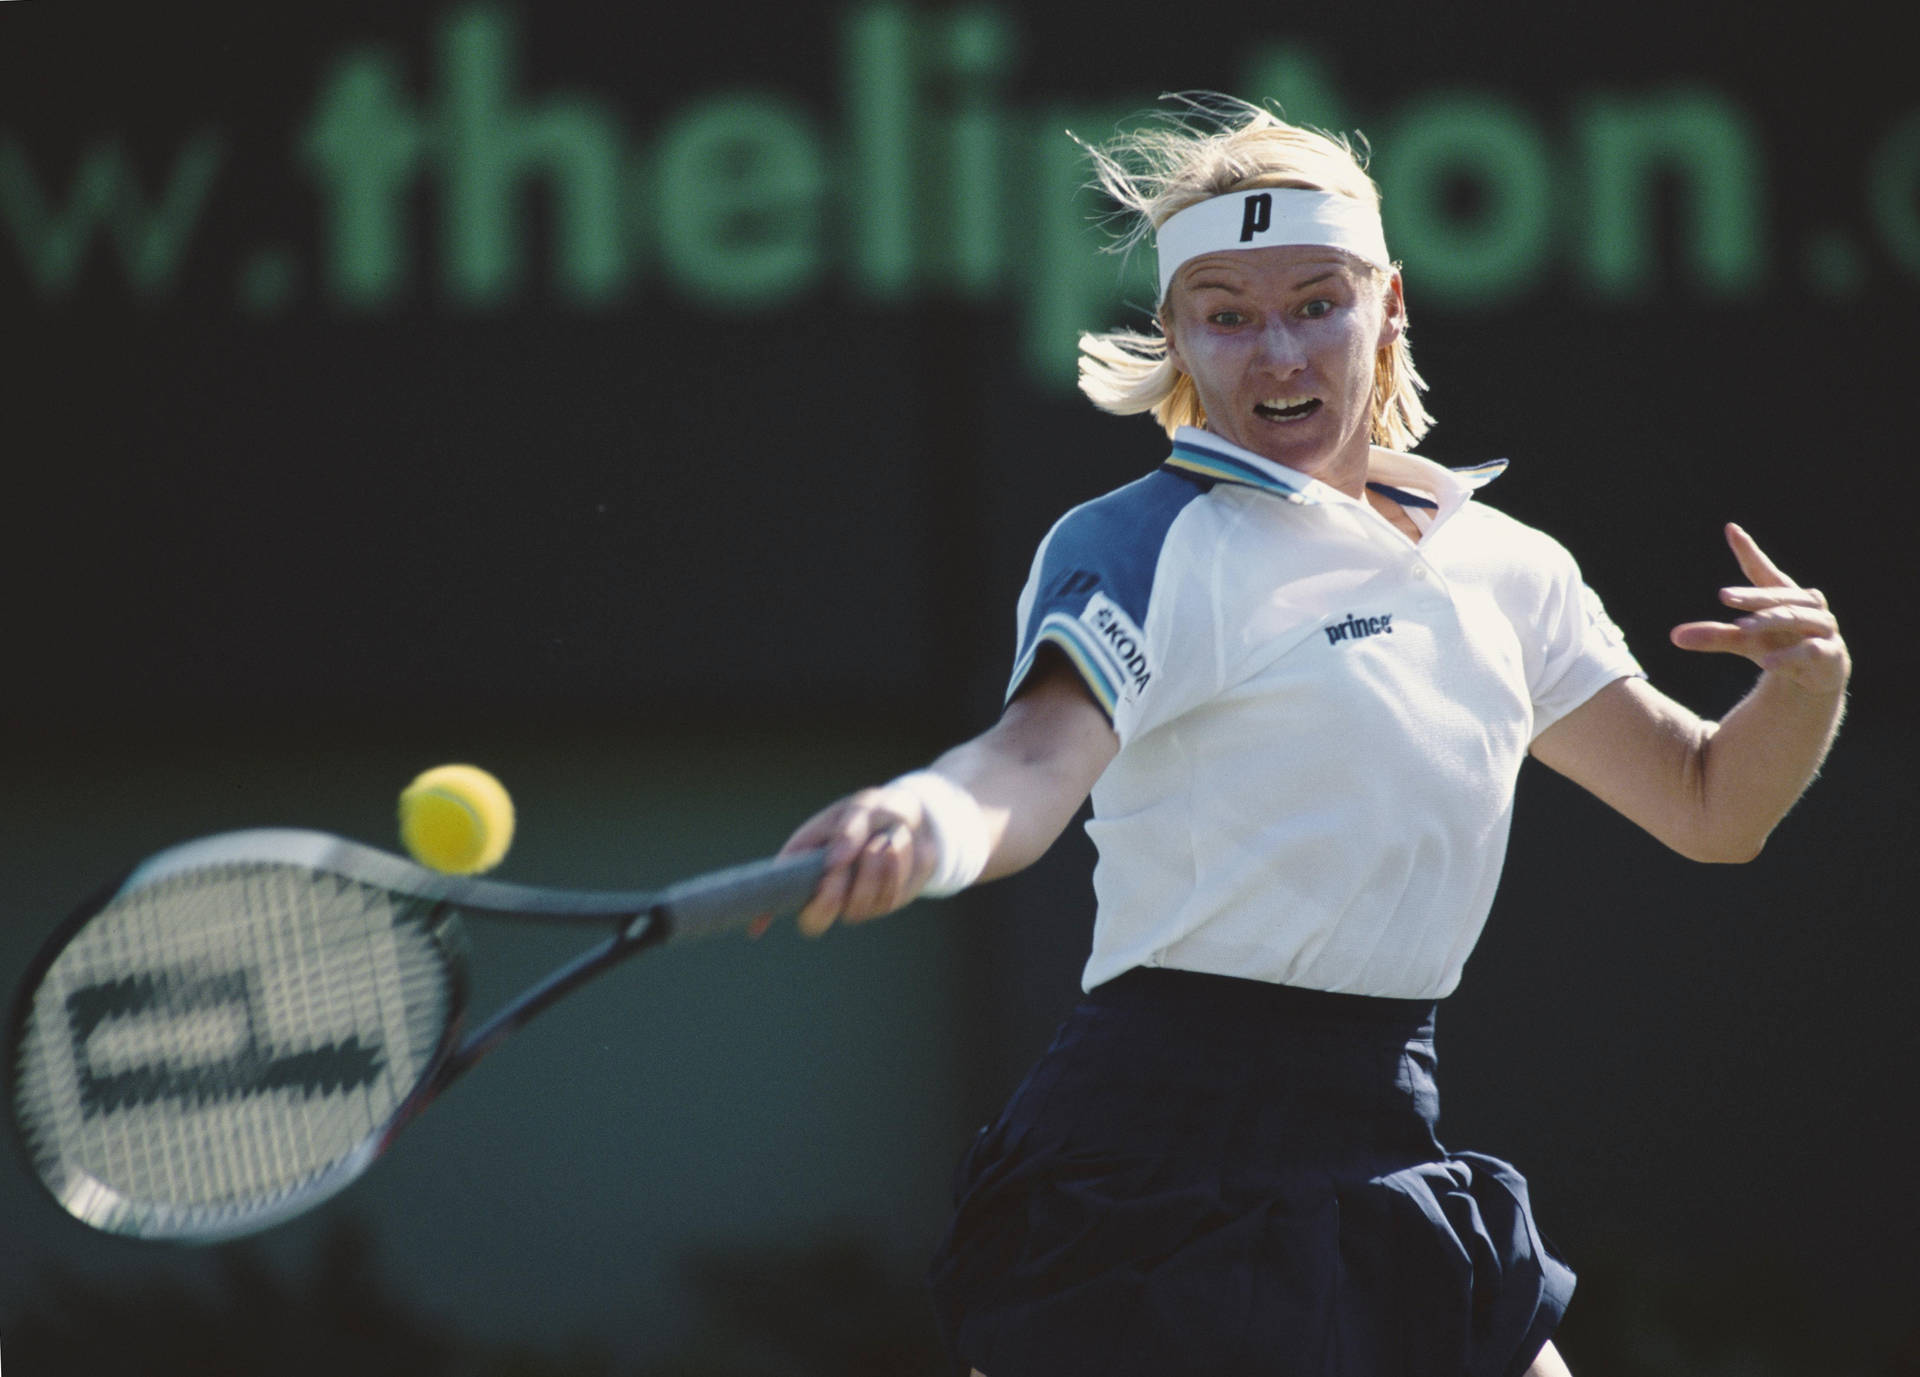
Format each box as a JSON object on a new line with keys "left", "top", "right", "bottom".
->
{"left": 928, "top": 968, "right": 1573, "bottom": 1377}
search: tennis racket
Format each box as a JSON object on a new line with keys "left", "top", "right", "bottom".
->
{"left": 6, "top": 829, "right": 825, "bottom": 1243}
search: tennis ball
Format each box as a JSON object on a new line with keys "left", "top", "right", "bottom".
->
{"left": 398, "top": 764, "right": 515, "bottom": 874}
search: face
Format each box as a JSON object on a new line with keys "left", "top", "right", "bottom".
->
{"left": 1162, "top": 245, "right": 1404, "bottom": 493}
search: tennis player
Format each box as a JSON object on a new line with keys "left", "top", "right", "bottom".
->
{"left": 780, "top": 97, "right": 1849, "bottom": 1377}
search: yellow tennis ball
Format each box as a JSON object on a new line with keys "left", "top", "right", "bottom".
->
{"left": 398, "top": 764, "right": 515, "bottom": 874}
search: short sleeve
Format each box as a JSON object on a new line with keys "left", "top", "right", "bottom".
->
{"left": 1006, "top": 470, "right": 1210, "bottom": 740}
{"left": 1528, "top": 555, "right": 1646, "bottom": 737}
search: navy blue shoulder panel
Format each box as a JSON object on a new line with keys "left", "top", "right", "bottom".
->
{"left": 1030, "top": 467, "right": 1213, "bottom": 627}
{"left": 1010, "top": 466, "right": 1214, "bottom": 714}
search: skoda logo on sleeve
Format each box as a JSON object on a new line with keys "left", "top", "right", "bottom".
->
{"left": 1079, "top": 593, "right": 1152, "bottom": 699}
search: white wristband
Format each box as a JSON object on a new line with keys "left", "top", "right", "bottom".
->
{"left": 888, "top": 770, "right": 991, "bottom": 897}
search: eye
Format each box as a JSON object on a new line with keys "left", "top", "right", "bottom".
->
{"left": 1208, "top": 310, "right": 1246, "bottom": 327}
{"left": 1299, "top": 298, "right": 1335, "bottom": 319}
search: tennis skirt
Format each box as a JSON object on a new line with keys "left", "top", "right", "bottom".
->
{"left": 927, "top": 968, "right": 1573, "bottom": 1377}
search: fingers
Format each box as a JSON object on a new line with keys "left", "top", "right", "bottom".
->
{"left": 838, "top": 821, "right": 922, "bottom": 926}
{"left": 1671, "top": 612, "right": 1831, "bottom": 655}
{"left": 1724, "top": 521, "right": 1795, "bottom": 589}
{"left": 1716, "top": 584, "right": 1829, "bottom": 613}
{"left": 1671, "top": 523, "right": 1849, "bottom": 693}
{"left": 1671, "top": 576, "right": 1847, "bottom": 693}
{"left": 1695, "top": 591, "right": 1835, "bottom": 656}
{"left": 779, "top": 788, "right": 937, "bottom": 940}
{"left": 1707, "top": 598, "right": 1837, "bottom": 638}
{"left": 1714, "top": 530, "right": 1834, "bottom": 634}
{"left": 1671, "top": 615, "right": 1848, "bottom": 687}
{"left": 776, "top": 801, "right": 857, "bottom": 937}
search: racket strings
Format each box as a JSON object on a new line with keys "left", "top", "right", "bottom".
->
{"left": 11, "top": 861, "right": 456, "bottom": 1236}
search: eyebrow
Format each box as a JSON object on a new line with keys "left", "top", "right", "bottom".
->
{"left": 1183, "top": 267, "right": 1346, "bottom": 294}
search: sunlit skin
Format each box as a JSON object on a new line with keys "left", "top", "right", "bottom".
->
{"left": 1161, "top": 244, "right": 1404, "bottom": 502}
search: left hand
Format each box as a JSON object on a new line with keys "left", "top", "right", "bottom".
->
{"left": 1669, "top": 523, "right": 1849, "bottom": 696}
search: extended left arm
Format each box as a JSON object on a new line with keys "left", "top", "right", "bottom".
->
{"left": 1529, "top": 523, "right": 1850, "bottom": 863}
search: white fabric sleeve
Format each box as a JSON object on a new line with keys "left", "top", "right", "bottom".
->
{"left": 1529, "top": 553, "right": 1646, "bottom": 737}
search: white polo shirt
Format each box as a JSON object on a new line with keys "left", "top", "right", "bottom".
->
{"left": 1009, "top": 426, "right": 1642, "bottom": 1000}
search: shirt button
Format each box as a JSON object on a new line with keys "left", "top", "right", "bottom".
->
{"left": 1412, "top": 564, "right": 1429, "bottom": 579}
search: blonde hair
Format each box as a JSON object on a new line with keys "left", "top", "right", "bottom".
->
{"left": 1076, "top": 95, "right": 1435, "bottom": 451}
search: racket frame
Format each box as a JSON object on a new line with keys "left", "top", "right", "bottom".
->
{"left": 5, "top": 830, "right": 823, "bottom": 1242}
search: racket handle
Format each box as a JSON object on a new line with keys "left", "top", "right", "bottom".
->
{"left": 654, "top": 850, "right": 826, "bottom": 939}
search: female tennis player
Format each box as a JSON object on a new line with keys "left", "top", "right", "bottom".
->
{"left": 780, "top": 97, "right": 1849, "bottom": 1377}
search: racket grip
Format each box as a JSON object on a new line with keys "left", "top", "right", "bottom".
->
{"left": 655, "top": 850, "right": 827, "bottom": 939}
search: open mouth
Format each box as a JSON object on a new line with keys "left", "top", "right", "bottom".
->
{"left": 1254, "top": 397, "right": 1321, "bottom": 422}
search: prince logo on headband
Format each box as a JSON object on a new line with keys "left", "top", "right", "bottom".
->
{"left": 1239, "top": 192, "right": 1272, "bottom": 242}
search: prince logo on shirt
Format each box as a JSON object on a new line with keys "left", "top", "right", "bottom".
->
{"left": 1325, "top": 611, "right": 1395, "bottom": 646}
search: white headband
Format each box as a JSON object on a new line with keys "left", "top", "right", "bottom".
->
{"left": 1155, "top": 188, "right": 1390, "bottom": 301}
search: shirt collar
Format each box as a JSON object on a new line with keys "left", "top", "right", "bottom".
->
{"left": 1163, "top": 426, "right": 1507, "bottom": 517}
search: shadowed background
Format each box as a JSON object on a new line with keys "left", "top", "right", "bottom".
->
{"left": 2, "top": 3, "right": 1912, "bottom": 1373}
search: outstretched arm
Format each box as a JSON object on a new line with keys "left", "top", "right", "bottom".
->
{"left": 778, "top": 652, "right": 1120, "bottom": 935}
{"left": 1529, "top": 523, "right": 1850, "bottom": 863}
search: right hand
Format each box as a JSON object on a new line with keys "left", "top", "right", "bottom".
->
{"left": 765, "top": 655, "right": 1119, "bottom": 939}
{"left": 773, "top": 783, "right": 941, "bottom": 937}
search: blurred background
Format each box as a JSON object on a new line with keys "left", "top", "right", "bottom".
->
{"left": 2, "top": 2, "right": 1912, "bottom": 1373}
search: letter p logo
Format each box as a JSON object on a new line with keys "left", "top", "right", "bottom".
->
{"left": 1239, "top": 192, "right": 1272, "bottom": 242}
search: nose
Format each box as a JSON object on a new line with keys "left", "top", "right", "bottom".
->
{"left": 1254, "top": 319, "right": 1308, "bottom": 373}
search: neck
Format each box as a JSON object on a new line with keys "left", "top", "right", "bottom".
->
{"left": 1265, "top": 433, "right": 1375, "bottom": 501}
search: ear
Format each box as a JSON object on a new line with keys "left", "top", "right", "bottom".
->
{"left": 1160, "top": 305, "right": 1192, "bottom": 377}
{"left": 1377, "top": 272, "right": 1407, "bottom": 349}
